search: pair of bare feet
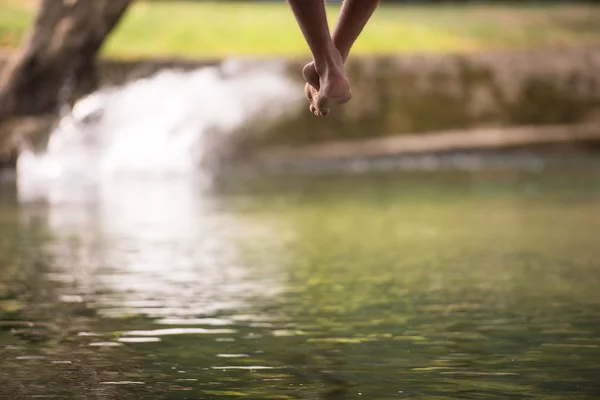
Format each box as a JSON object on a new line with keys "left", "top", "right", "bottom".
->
{"left": 302, "top": 51, "right": 350, "bottom": 117}
{"left": 287, "top": 0, "right": 380, "bottom": 117}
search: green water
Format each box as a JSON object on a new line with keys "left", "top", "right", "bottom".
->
{"left": 1, "top": 156, "right": 600, "bottom": 399}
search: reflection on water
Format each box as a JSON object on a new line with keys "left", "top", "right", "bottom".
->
{"left": 26, "top": 180, "right": 285, "bottom": 321}
{"left": 2, "top": 177, "right": 292, "bottom": 398}
{"left": 1, "top": 156, "right": 600, "bottom": 399}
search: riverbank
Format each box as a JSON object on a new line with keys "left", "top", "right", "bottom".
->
{"left": 238, "top": 47, "right": 600, "bottom": 150}
{"left": 247, "top": 124, "right": 600, "bottom": 170}
{"left": 2, "top": 47, "right": 600, "bottom": 171}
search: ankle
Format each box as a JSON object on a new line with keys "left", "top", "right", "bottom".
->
{"left": 315, "top": 48, "right": 344, "bottom": 76}
{"left": 332, "top": 39, "right": 350, "bottom": 62}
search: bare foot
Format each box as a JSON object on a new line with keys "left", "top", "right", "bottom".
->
{"left": 303, "top": 63, "right": 324, "bottom": 115}
{"left": 302, "top": 50, "right": 351, "bottom": 116}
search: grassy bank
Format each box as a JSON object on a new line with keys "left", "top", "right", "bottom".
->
{"left": 0, "top": 1, "right": 600, "bottom": 58}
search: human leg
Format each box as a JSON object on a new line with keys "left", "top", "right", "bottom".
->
{"left": 286, "top": 0, "right": 351, "bottom": 116}
{"left": 303, "top": 0, "right": 381, "bottom": 115}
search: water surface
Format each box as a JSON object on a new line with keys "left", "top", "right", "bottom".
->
{"left": 1, "top": 155, "right": 600, "bottom": 399}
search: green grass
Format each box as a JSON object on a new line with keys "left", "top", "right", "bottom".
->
{"left": 1, "top": 1, "right": 600, "bottom": 58}
{"left": 0, "top": 1, "right": 33, "bottom": 48}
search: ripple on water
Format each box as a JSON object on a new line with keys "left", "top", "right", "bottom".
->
{"left": 89, "top": 342, "right": 123, "bottom": 347}
{"left": 217, "top": 354, "right": 250, "bottom": 358}
{"left": 122, "top": 328, "right": 237, "bottom": 336}
{"left": 118, "top": 337, "right": 162, "bottom": 343}
{"left": 16, "top": 355, "right": 45, "bottom": 360}
{"left": 77, "top": 332, "right": 101, "bottom": 337}
{"left": 156, "top": 317, "right": 234, "bottom": 326}
{"left": 271, "top": 329, "right": 306, "bottom": 337}
{"left": 202, "top": 390, "right": 248, "bottom": 396}
{"left": 541, "top": 343, "right": 599, "bottom": 349}
{"left": 211, "top": 366, "right": 279, "bottom": 370}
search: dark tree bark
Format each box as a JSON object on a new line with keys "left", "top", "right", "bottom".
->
{"left": 0, "top": 0, "right": 132, "bottom": 122}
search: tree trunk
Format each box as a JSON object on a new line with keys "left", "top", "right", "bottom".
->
{"left": 0, "top": 0, "right": 132, "bottom": 122}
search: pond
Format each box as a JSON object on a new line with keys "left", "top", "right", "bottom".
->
{"left": 1, "top": 154, "right": 599, "bottom": 399}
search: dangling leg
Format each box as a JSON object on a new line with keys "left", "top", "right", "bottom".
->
{"left": 286, "top": 0, "right": 352, "bottom": 116}
{"left": 303, "top": 0, "right": 381, "bottom": 114}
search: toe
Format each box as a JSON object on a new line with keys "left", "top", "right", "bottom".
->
{"left": 304, "top": 82, "right": 331, "bottom": 117}
{"left": 318, "top": 108, "right": 330, "bottom": 117}
{"left": 304, "top": 83, "right": 314, "bottom": 102}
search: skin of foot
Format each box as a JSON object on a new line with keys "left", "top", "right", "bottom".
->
{"left": 302, "top": 49, "right": 351, "bottom": 117}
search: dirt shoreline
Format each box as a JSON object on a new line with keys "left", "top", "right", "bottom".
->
{"left": 246, "top": 124, "right": 600, "bottom": 169}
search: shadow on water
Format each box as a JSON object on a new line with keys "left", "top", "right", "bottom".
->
{"left": 1, "top": 154, "right": 600, "bottom": 399}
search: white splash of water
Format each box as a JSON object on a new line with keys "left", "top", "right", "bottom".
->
{"left": 16, "top": 59, "right": 302, "bottom": 203}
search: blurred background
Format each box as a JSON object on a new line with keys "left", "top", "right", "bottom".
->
{"left": 0, "top": 1, "right": 599, "bottom": 399}
{"left": 1, "top": 0, "right": 600, "bottom": 169}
